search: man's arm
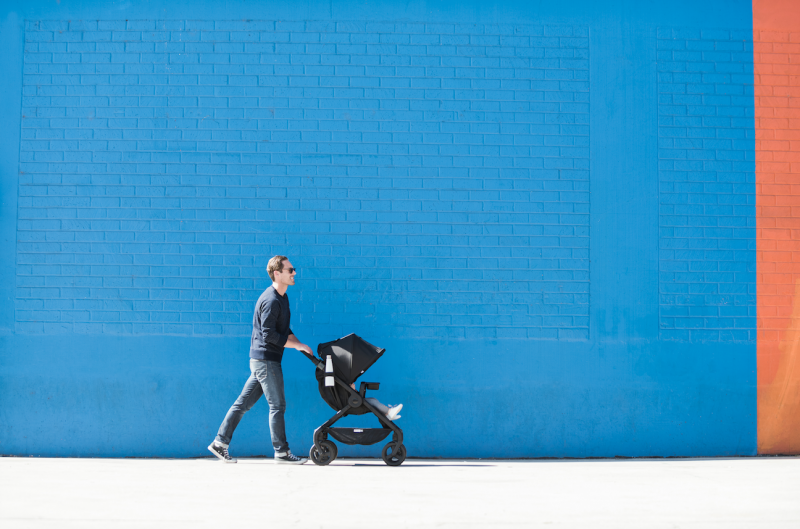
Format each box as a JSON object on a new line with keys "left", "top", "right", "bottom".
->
{"left": 260, "top": 300, "right": 290, "bottom": 348}
{"left": 285, "top": 333, "right": 313, "bottom": 357}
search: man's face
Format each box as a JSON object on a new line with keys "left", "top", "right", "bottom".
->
{"left": 273, "top": 259, "right": 296, "bottom": 286}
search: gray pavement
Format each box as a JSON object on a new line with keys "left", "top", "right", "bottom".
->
{"left": 1, "top": 456, "right": 798, "bottom": 528}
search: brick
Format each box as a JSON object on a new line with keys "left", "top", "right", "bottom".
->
{"left": 755, "top": 27, "right": 800, "bottom": 346}
{"left": 657, "top": 28, "right": 756, "bottom": 342}
{"left": 16, "top": 19, "right": 591, "bottom": 338}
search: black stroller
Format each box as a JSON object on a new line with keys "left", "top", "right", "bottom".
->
{"left": 301, "top": 333, "right": 406, "bottom": 466}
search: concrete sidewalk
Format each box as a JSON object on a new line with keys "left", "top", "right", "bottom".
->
{"left": 1, "top": 456, "right": 798, "bottom": 528}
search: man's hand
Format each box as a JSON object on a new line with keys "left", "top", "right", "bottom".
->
{"left": 285, "top": 334, "right": 313, "bottom": 357}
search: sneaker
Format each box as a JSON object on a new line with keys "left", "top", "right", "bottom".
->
{"left": 208, "top": 442, "right": 237, "bottom": 463}
{"left": 274, "top": 452, "right": 307, "bottom": 465}
{"left": 386, "top": 404, "right": 403, "bottom": 421}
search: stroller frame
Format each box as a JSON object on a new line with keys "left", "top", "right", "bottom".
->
{"left": 305, "top": 352, "right": 406, "bottom": 466}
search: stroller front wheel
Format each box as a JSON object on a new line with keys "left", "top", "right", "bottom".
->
{"left": 310, "top": 440, "right": 337, "bottom": 466}
{"left": 381, "top": 442, "right": 406, "bottom": 466}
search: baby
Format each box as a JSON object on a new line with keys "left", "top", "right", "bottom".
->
{"left": 350, "top": 383, "right": 403, "bottom": 421}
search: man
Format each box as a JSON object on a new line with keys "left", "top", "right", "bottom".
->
{"left": 208, "top": 255, "right": 313, "bottom": 464}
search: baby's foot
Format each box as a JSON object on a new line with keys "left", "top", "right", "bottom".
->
{"left": 386, "top": 404, "right": 403, "bottom": 421}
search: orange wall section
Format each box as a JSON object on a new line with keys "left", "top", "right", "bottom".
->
{"left": 754, "top": 0, "right": 800, "bottom": 454}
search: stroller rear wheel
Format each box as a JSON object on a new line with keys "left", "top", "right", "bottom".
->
{"left": 381, "top": 442, "right": 406, "bottom": 466}
{"left": 323, "top": 440, "right": 338, "bottom": 461}
{"left": 309, "top": 440, "right": 337, "bottom": 466}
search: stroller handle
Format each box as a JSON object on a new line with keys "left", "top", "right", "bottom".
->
{"left": 301, "top": 350, "right": 324, "bottom": 370}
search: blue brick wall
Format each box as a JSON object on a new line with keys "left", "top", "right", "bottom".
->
{"left": 657, "top": 28, "right": 756, "bottom": 342}
{"left": 17, "top": 19, "right": 590, "bottom": 340}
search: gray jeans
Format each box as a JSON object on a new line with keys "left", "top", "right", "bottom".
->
{"left": 215, "top": 359, "right": 289, "bottom": 455}
{"left": 365, "top": 398, "right": 389, "bottom": 415}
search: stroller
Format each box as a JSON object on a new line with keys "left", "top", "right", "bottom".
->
{"left": 301, "top": 333, "right": 406, "bottom": 466}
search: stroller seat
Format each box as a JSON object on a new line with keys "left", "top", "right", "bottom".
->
{"left": 304, "top": 333, "right": 406, "bottom": 466}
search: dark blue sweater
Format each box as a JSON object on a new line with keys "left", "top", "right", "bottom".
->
{"left": 249, "top": 286, "right": 293, "bottom": 362}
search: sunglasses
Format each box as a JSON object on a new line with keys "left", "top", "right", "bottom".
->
{"left": 281, "top": 267, "right": 297, "bottom": 274}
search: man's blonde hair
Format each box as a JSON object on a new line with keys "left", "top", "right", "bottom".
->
{"left": 267, "top": 255, "right": 288, "bottom": 281}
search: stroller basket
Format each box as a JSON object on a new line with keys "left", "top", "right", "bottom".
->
{"left": 328, "top": 427, "right": 392, "bottom": 446}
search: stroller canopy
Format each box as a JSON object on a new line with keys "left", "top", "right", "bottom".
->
{"left": 317, "top": 333, "right": 385, "bottom": 384}
{"left": 316, "top": 333, "right": 385, "bottom": 415}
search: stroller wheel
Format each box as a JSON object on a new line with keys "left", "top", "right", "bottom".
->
{"left": 323, "top": 440, "right": 338, "bottom": 461}
{"left": 310, "top": 440, "right": 337, "bottom": 466}
{"left": 381, "top": 442, "right": 406, "bottom": 466}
